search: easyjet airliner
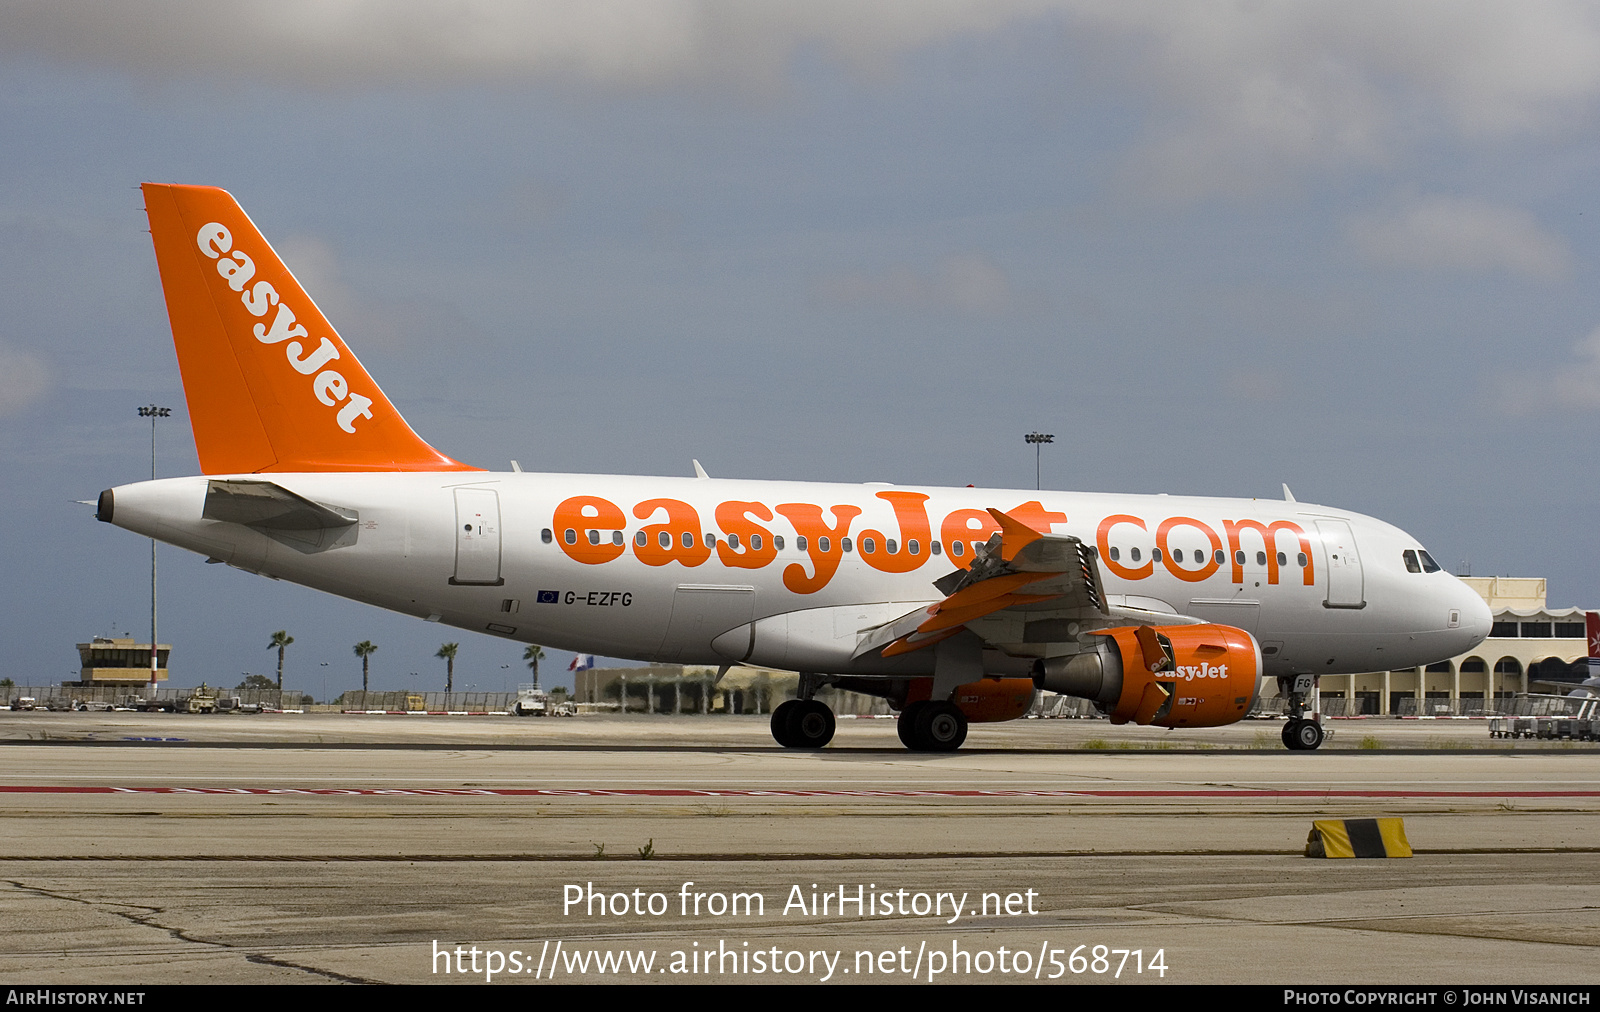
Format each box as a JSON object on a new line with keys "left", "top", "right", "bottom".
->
{"left": 96, "top": 185, "right": 1493, "bottom": 751}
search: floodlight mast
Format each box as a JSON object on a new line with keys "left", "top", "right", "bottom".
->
{"left": 137, "top": 405, "right": 171, "bottom": 693}
{"left": 1024, "top": 431, "right": 1054, "bottom": 490}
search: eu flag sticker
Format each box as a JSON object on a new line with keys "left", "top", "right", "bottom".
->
{"left": 536, "top": 590, "right": 560, "bottom": 604}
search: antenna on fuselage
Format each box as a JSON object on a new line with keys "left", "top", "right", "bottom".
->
{"left": 1282, "top": 484, "right": 1296, "bottom": 502}
{"left": 692, "top": 459, "right": 710, "bottom": 479}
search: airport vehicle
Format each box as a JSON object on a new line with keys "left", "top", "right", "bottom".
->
{"left": 96, "top": 184, "right": 1493, "bottom": 752}
{"left": 119, "top": 693, "right": 177, "bottom": 713}
{"left": 184, "top": 684, "right": 220, "bottom": 714}
{"left": 9, "top": 697, "right": 37, "bottom": 711}
{"left": 512, "top": 684, "right": 550, "bottom": 716}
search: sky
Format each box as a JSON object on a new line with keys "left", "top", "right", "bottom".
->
{"left": 3, "top": 1, "right": 1599, "bottom": 695}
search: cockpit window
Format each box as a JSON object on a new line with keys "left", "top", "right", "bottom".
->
{"left": 1403, "top": 549, "right": 1443, "bottom": 573}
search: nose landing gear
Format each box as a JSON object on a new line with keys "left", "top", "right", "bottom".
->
{"left": 1282, "top": 717, "right": 1325, "bottom": 750}
{"left": 1279, "top": 673, "right": 1328, "bottom": 751}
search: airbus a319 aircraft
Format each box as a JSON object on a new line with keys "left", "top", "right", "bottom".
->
{"left": 98, "top": 184, "right": 1493, "bottom": 751}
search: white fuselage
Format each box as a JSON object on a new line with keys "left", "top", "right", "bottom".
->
{"left": 105, "top": 471, "right": 1493, "bottom": 679}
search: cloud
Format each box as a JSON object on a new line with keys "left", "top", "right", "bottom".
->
{"left": 1346, "top": 195, "right": 1571, "bottom": 279}
{"left": 1498, "top": 326, "right": 1600, "bottom": 414}
{"left": 0, "top": 342, "right": 51, "bottom": 416}
{"left": 0, "top": 0, "right": 1047, "bottom": 89}
{"left": 6, "top": 1, "right": 1600, "bottom": 202}
{"left": 814, "top": 254, "right": 1015, "bottom": 313}
{"left": 1551, "top": 328, "right": 1600, "bottom": 409}
{"left": 1068, "top": 0, "right": 1600, "bottom": 201}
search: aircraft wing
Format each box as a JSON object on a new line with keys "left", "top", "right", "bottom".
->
{"left": 854, "top": 507, "right": 1192, "bottom": 661}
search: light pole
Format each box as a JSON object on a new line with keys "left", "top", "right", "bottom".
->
{"left": 138, "top": 405, "right": 171, "bottom": 694}
{"left": 1024, "top": 431, "right": 1053, "bottom": 491}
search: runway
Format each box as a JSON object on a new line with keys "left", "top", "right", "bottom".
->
{"left": 1, "top": 713, "right": 1598, "bottom": 985}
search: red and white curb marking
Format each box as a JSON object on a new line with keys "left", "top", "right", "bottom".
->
{"left": 2, "top": 786, "right": 1598, "bottom": 798}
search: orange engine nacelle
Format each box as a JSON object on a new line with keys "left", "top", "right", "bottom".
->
{"left": 1035, "top": 624, "right": 1261, "bottom": 728}
{"left": 905, "top": 677, "right": 1037, "bottom": 723}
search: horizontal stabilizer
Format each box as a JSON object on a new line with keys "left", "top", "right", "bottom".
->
{"left": 203, "top": 480, "right": 355, "bottom": 531}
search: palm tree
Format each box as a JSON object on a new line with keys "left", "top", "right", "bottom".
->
{"left": 436, "top": 643, "right": 459, "bottom": 693}
{"left": 353, "top": 640, "right": 377, "bottom": 693}
{"left": 523, "top": 644, "right": 545, "bottom": 690}
{"left": 268, "top": 631, "right": 294, "bottom": 693}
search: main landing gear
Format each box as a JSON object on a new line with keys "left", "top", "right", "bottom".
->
{"left": 770, "top": 675, "right": 839, "bottom": 749}
{"left": 896, "top": 700, "right": 968, "bottom": 752}
{"left": 770, "top": 699, "right": 836, "bottom": 749}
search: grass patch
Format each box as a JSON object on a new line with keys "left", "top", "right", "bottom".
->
{"left": 1081, "top": 737, "right": 1110, "bottom": 750}
{"left": 1358, "top": 735, "right": 1382, "bottom": 750}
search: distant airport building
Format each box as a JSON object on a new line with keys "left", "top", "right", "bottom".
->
{"left": 1328, "top": 577, "right": 1588, "bottom": 715}
{"left": 72, "top": 637, "right": 170, "bottom": 686}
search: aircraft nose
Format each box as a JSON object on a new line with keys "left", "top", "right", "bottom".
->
{"left": 1457, "top": 583, "right": 1493, "bottom": 645}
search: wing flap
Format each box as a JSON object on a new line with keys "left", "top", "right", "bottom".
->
{"left": 854, "top": 506, "right": 1109, "bottom": 660}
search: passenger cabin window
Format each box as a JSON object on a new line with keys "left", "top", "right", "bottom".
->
{"left": 612, "top": 531, "right": 623, "bottom": 546}
{"left": 950, "top": 540, "right": 964, "bottom": 557}
{"left": 1130, "top": 547, "right": 1141, "bottom": 562}
{"left": 818, "top": 536, "right": 830, "bottom": 553}
{"left": 842, "top": 538, "right": 853, "bottom": 553}
{"left": 1109, "top": 546, "right": 1120, "bottom": 562}
{"left": 862, "top": 537, "right": 876, "bottom": 554}
{"left": 887, "top": 539, "right": 898, "bottom": 554}
{"left": 1152, "top": 548, "right": 1162, "bottom": 563}
{"left": 564, "top": 529, "right": 577, "bottom": 545}
{"left": 774, "top": 536, "right": 784, "bottom": 550}
{"left": 587, "top": 530, "right": 600, "bottom": 545}
{"left": 1276, "top": 552, "right": 1286, "bottom": 566}
{"left": 751, "top": 534, "right": 763, "bottom": 551}
{"left": 1215, "top": 550, "right": 1226, "bottom": 565}
{"left": 796, "top": 535, "right": 808, "bottom": 552}
{"left": 682, "top": 532, "right": 695, "bottom": 548}
{"left": 636, "top": 531, "right": 648, "bottom": 547}
{"left": 541, "top": 528, "right": 553, "bottom": 544}
{"left": 727, "top": 533, "right": 740, "bottom": 550}
{"left": 1256, "top": 551, "right": 1267, "bottom": 566}
{"left": 1172, "top": 549, "right": 1183, "bottom": 563}
{"left": 931, "top": 541, "right": 941, "bottom": 556}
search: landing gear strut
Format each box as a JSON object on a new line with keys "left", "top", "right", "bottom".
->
{"left": 1279, "top": 673, "right": 1327, "bottom": 751}
{"left": 896, "top": 700, "right": 968, "bottom": 752}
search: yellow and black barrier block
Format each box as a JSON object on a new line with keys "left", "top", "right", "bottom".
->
{"left": 1305, "top": 818, "right": 1412, "bottom": 858}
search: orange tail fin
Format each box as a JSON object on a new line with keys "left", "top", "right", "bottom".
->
{"left": 141, "top": 183, "right": 477, "bottom": 474}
